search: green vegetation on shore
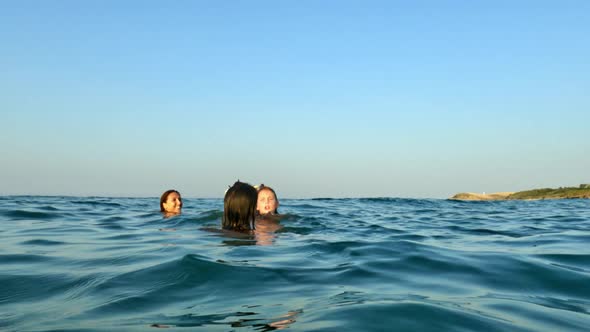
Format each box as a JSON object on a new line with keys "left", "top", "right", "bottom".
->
{"left": 507, "top": 186, "right": 590, "bottom": 200}
{"left": 451, "top": 184, "right": 590, "bottom": 200}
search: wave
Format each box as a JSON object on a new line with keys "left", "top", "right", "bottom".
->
{"left": 1, "top": 209, "right": 60, "bottom": 220}
{"left": 1, "top": 196, "right": 589, "bottom": 331}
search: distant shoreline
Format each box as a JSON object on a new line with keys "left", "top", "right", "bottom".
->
{"left": 451, "top": 185, "right": 590, "bottom": 200}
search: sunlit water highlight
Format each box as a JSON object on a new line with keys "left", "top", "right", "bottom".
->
{"left": 1, "top": 196, "right": 589, "bottom": 331}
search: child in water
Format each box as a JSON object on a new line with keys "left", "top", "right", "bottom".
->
{"left": 256, "top": 184, "right": 279, "bottom": 216}
{"left": 254, "top": 184, "right": 282, "bottom": 245}
{"left": 223, "top": 181, "right": 257, "bottom": 232}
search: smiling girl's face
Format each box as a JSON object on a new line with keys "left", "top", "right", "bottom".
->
{"left": 162, "top": 192, "right": 182, "bottom": 214}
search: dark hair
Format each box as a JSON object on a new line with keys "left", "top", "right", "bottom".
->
{"left": 256, "top": 184, "right": 279, "bottom": 215}
{"left": 223, "top": 181, "right": 257, "bottom": 232}
{"left": 160, "top": 189, "right": 181, "bottom": 212}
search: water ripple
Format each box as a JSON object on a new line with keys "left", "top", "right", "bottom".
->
{"left": 0, "top": 196, "right": 589, "bottom": 331}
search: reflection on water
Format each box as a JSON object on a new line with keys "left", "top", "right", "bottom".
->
{"left": 149, "top": 308, "right": 301, "bottom": 331}
{"left": 255, "top": 215, "right": 283, "bottom": 246}
{"left": 207, "top": 215, "right": 284, "bottom": 246}
{"left": 1, "top": 196, "right": 589, "bottom": 331}
{"left": 162, "top": 212, "right": 181, "bottom": 219}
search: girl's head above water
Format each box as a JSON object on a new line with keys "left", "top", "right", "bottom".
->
{"left": 160, "top": 189, "right": 182, "bottom": 214}
{"left": 256, "top": 184, "right": 279, "bottom": 215}
{"left": 223, "top": 181, "right": 258, "bottom": 232}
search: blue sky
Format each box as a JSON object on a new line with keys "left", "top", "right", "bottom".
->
{"left": 1, "top": 1, "right": 589, "bottom": 198}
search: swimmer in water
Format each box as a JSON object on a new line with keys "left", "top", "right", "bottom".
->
{"left": 160, "top": 189, "right": 182, "bottom": 217}
{"left": 256, "top": 184, "right": 279, "bottom": 216}
{"left": 222, "top": 181, "right": 257, "bottom": 232}
{"left": 254, "top": 184, "right": 283, "bottom": 245}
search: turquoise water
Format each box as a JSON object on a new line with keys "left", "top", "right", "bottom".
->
{"left": 1, "top": 196, "right": 589, "bottom": 331}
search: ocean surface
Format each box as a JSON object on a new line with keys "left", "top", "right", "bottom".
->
{"left": 1, "top": 196, "right": 589, "bottom": 332}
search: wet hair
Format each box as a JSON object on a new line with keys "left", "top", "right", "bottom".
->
{"left": 160, "top": 189, "right": 181, "bottom": 212}
{"left": 256, "top": 184, "right": 279, "bottom": 215}
{"left": 223, "top": 181, "right": 257, "bottom": 232}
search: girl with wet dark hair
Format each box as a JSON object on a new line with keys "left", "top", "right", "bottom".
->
{"left": 222, "top": 181, "right": 258, "bottom": 232}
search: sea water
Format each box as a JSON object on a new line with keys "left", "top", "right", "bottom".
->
{"left": 1, "top": 196, "right": 589, "bottom": 331}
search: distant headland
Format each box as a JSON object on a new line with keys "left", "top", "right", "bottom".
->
{"left": 451, "top": 184, "right": 590, "bottom": 200}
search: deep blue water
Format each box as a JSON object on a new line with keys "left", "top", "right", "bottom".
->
{"left": 1, "top": 196, "right": 589, "bottom": 331}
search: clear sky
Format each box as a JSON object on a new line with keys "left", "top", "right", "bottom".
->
{"left": 1, "top": 1, "right": 589, "bottom": 198}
